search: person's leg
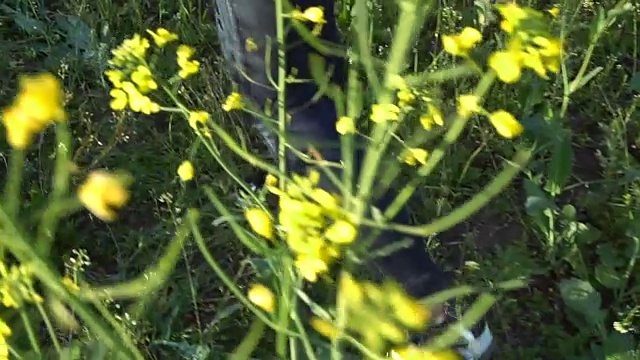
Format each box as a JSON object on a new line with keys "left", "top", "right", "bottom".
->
{"left": 212, "top": 0, "right": 492, "bottom": 358}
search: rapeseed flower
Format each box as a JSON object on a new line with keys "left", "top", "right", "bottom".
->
{"left": 78, "top": 171, "right": 130, "bottom": 222}
{"left": 370, "top": 103, "right": 401, "bottom": 123}
{"left": 336, "top": 116, "right": 355, "bottom": 135}
{"left": 222, "top": 92, "right": 243, "bottom": 112}
{"left": 245, "top": 208, "right": 274, "bottom": 240}
{"left": 146, "top": 28, "right": 178, "bottom": 48}
{"left": 247, "top": 284, "right": 275, "bottom": 313}
{"left": 442, "top": 27, "right": 482, "bottom": 57}
{"left": 177, "top": 160, "right": 195, "bottom": 181}
{"left": 1, "top": 73, "right": 66, "bottom": 149}
{"left": 488, "top": 110, "right": 523, "bottom": 139}
{"left": 176, "top": 45, "right": 200, "bottom": 78}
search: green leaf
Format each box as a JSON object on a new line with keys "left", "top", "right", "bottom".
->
{"left": 558, "top": 278, "right": 602, "bottom": 322}
{"left": 595, "top": 263, "right": 624, "bottom": 289}
{"left": 545, "top": 133, "right": 574, "bottom": 196}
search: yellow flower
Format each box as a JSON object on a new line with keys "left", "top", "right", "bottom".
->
{"left": 457, "top": 95, "right": 480, "bottom": 117}
{"left": 442, "top": 27, "right": 482, "bottom": 56}
{"left": 1, "top": 73, "right": 66, "bottom": 149}
{"left": 247, "top": 284, "right": 275, "bottom": 313}
{"left": 488, "top": 110, "right": 523, "bottom": 139}
{"left": 489, "top": 50, "right": 523, "bottom": 83}
{"left": 0, "top": 318, "right": 10, "bottom": 360}
{"left": 245, "top": 208, "right": 274, "bottom": 240}
{"left": 110, "top": 34, "right": 150, "bottom": 66}
{"left": 222, "top": 92, "right": 243, "bottom": 112}
{"left": 370, "top": 103, "right": 400, "bottom": 123}
{"left": 0, "top": 285, "right": 17, "bottom": 308}
{"left": 146, "top": 28, "right": 178, "bottom": 47}
{"left": 295, "top": 255, "right": 328, "bottom": 282}
{"left": 78, "top": 171, "right": 130, "bottom": 222}
{"left": 121, "top": 81, "right": 160, "bottom": 114}
{"left": 104, "top": 69, "right": 125, "bottom": 88}
{"left": 397, "top": 89, "right": 415, "bottom": 107}
{"left": 324, "top": 220, "right": 357, "bottom": 244}
{"left": 109, "top": 89, "right": 128, "bottom": 110}
{"left": 177, "top": 160, "right": 195, "bottom": 181}
{"left": 0, "top": 319, "right": 10, "bottom": 337}
{"left": 420, "top": 104, "right": 444, "bottom": 130}
{"left": 521, "top": 48, "right": 548, "bottom": 78}
{"left": 130, "top": 65, "right": 157, "bottom": 93}
{"left": 176, "top": 45, "right": 200, "bottom": 78}
{"left": 496, "top": 3, "right": 528, "bottom": 34}
{"left": 547, "top": 6, "right": 561, "bottom": 18}
{"left": 336, "top": 116, "right": 355, "bottom": 135}
{"left": 265, "top": 174, "right": 278, "bottom": 188}
{"left": 293, "top": 6, "right": 326, "bottom": 24}
{"left": 188, "top": 111, "right": 209, "bottom": 130}
{"left": 401, "top": 148, "right": 429, "bottom": 166}
{"left": 310, "top": 317, "right": 338, "bottom": 339}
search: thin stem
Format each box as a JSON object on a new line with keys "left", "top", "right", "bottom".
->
{"left": 19, "top": 308, "right": 41, "bottom": 355}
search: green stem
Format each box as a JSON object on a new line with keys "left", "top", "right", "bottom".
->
{"left": 32, "top": 287, "right": 62, "bottom": 353}
{"left": 230, "top": 318, "right": 267, "bottom": 360}
{"left": 354, "top": 0, "right": 421, "bottom": 220}
{"left": 19, "top": 308, "right": 41, "bottom": 355}
{"left": 3, "top": 148, "right": 25, "bottom": 221}
{"left": 36, "top": 122, "right": 72, "bottom": 257}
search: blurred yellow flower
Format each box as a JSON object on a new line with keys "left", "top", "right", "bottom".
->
{"left": 109, "top": 34, "right": 150, "bottom": 66}
{"left": 496, "top": 3, "right": 529, "bottom": 34}
{"left": 146, "top": 28, "right": 178, "bottom": 47}
{"left": 292, "top": 6, "right": 326, "bottom": 24}
{"left": 130, "top": 65, "right": 157, "bottom": 93}
{"left": 457, "top": 95, "right": 480, "bottom": 117}
{"left": 420, "top": 103, "right": 444, "bottom": 130}
{"left": 488, "top": 110, "right": 523, "bottom": 139}
{"left": 245, "top": 208, "right": 274, "bottom": 240}
{"left": 176, "top": 45, "right": 200, "bottom": 78}
{"left": 119, "top": 81, "right": 160, "bottom": 114}
{"left": 188, "top": 111, "right": 210, "bottom": 130}
{"left": 109, "top": 89, "right": 128, "bottom": 110}
{"left": 265, "top": 174, "right": 278, "bottom": 188}
{"left": 104, "top": 69, "right": 124, "bottom": 88}
{"left": 401, "top": 148, "right": 429, "bottom": 166}
{"left": 295, "top": 255, "right": 329, "bottom": 282}
{"left": 310, "top": 317, "right": 338, "bottom": 339}
{"left": 222, "top": 92, "right": 243, "bottom": 112}
{"left": 442, "top": 27, "right": 482, "bottom": 56}
{"left": 336, "top": 116, "right": 355, "bottom": 135}
{"left": 547, "top": 6, "right": 561, "bottom": 18}
{"left": 177, "top": 160, "right": 195, "bottom": 181}
{"left": 78, "top": 171, "right": 130, "bottom": 222}
{"left": 397, "top": 89, "right": 415, "bottom": 107}
{"left": 324, "top": 219, "right": 357, "bottom": 244}
{"left": 370, "top": 103, "right": 401, "bottom": 123}
{"left": 0, "top": 317, "right": 11, "bottom": 360}
{"left": 247, "top": 284, "right": 275, "bottom": 313}
{"left": 2, "top": 73, "right": 66, "bottom": 149}
{"left": 489, "top": 50, "right": 523, "bottom": 83}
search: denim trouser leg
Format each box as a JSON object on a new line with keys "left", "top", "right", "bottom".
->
{"left": 212, "top": 0, "right": 452, "bottom": 299}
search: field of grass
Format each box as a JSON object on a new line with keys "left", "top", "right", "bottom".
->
{"left": 0, "top": 0, "right": 639, "bottom": 359}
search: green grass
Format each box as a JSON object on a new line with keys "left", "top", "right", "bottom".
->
{"left": 0, "top": 0, "right": 639, "bottom": 359}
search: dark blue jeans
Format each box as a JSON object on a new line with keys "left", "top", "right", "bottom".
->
{"left": 213, "top": 0, "right": 451, "bottom": 299}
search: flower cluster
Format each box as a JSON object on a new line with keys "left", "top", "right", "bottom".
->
{"left": 311, "top": 273, "right": 432, "bottom": 354}
{"left": 489, "top": 3, "right": 563, "bottom": 83}
{"left": 105, "top": 28, "right": 201, "bottom": 114}
{"left": 1, "top": 73, "right": 66, "bottom": 149}
{"left": 245, "top": 171, "right": 358, "bottom": 282}
{"left": 456, "top": 94, "right": 524, "bottom": 139}
{"left": 0, "top": 263, "right": 42, "bottom": 309}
